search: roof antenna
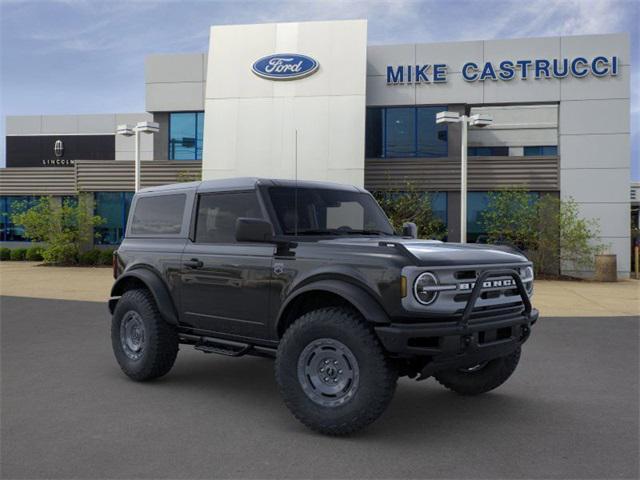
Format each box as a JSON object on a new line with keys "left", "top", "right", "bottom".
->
{"left": 294, "top": 128, "right": 299, "bottom": 236}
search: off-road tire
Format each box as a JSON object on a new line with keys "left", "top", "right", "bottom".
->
{"left": 111, "top": 288, "right": 179, "bottom": 381}
{"left": 275, "top": 307, "right": 398, "bottom": 436}
{"left": 434, "top": 347, "right": 521, "bottom": 395}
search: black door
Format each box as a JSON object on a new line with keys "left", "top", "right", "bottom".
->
{"left": 180, "top": 191, "right": 274, "bottom": 340}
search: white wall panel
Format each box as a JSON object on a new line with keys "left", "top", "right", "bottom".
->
{"left": 560, "top": 99, "right": 629, "bottom": 135}
{"left": 560, "top": 168, "right": 629, "bottom": 203}
{"left": 415, "top": 73, "right": 483, "bottom": 104}
{"left": 560, "top": 134, "right": 629, "bottom": 169}
{"left": 203, "top": 20, "right": 367, "bottom": 186}
{"left": 415, "top": 41, "right": 483, "bottom": 73}
{"left": 146, "top": 82, "right": 205, "bottom": 112}
{"left": 560, "top": 65, "right": 630, "bottom": 101}
{"left": 366, "top": 44, "right": 415, "bottom": 77}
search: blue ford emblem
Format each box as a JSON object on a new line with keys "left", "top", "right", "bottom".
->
{"left": 252, "top": 53, "right": 319, "bottom": 80}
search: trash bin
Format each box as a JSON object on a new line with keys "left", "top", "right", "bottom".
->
{"left": 594, "top": 254, "right": 617, "bottom": 282}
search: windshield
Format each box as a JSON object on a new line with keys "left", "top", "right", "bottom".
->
{"left": 268, "top": 186, "right": 395, "bottom": 236}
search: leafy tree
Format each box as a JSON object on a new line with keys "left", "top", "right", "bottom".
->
{"left": 373, "top": 183, "right": 447, "bottom": 240}
{"left": 11, "top": 196, "right": 104, "bottom": 265}
{"left": 480, "top": 188, "right": 604, "bottom": 275}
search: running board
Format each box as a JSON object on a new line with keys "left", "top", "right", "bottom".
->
{"left": 194, "top": 342, "right": 251, "bottom": 357}
{"left": 179, "top": 333, "right": 277, "bottom": 358}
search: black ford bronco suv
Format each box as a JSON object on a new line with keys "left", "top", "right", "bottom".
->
{"left": 109, "top": 178, "right": 538, "bottom": 435}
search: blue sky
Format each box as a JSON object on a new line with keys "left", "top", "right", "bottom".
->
{"left": 1, "top": 0, "right": 638, "bottom": 179}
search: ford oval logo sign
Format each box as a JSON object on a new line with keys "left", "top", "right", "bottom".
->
{"left": 252, "top": 53, "right": 319, "bottom": 80}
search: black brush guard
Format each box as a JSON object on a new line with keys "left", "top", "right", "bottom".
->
{"left": 375, "top": 268, "right": 538, "bottom": 378}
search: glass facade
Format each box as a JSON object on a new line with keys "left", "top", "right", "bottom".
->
{"left": 94, "top": 192, "right": 134, "bottom": 245}
{"left": 169, "top": 112, "right": 204, "bottom": 160}
{"left": 466, "top": 191, "right": 540, "bottom": 243}
{"left": 524, "top": 145, "right": 558, "bottom": 156}
{"left": 0, "top": 196, "right": 40, "bottom": 242}
{"left": 468, "top": 146, "right": 509, "bottom": 156}
{"left": 365, "top": 106, "right": 448, "bottom": 158}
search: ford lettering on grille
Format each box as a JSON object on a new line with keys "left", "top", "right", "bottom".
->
{"left": 252, "top": 54, "right": 319, "bottom": 80}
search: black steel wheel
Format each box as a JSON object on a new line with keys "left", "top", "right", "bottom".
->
{"left": 111, "top": 289, "right": 178, "bottom": 381}
{"left": 276, "top": 307, "right": 398, "bottom": 436}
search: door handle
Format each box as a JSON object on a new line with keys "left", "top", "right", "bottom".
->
{"left": 184, "top": 258, "right": 203, "bottom": 269}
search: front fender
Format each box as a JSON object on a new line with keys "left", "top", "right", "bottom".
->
{"left": 277, "top": 279, "right": 390, "bottom": 333}
{"left": 109, "top": 268, "right": 179, "bottom": 325}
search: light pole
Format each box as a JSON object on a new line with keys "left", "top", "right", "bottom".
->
{"left": 116, "top": 121, "right": 159, "bottom": 192}
{"left": 436, "top": 111, "right": 492, "bottom": 243}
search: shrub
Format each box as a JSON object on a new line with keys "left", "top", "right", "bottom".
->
{"left": 25, "top": 246, "right": 44, "bottom": 261}
{"left": 10, "top": 248, "right": 27, "bottom": 261}
{"left": 79, "top": 249, "right": 101, "bottom": 265}
{"left": 0, "top": 248, "right": 10, "bottom": 261}
{"left": 10, "top": 196, "right": 104, "bottom": 265}
{"left": 481, "top": 189, "right": 604, "bottom": 275}
{"left": 98, "top": 249, "right": 115, "bottom": 266}
{"left": 373, "top": 183, "right": 447, "bottom": 240}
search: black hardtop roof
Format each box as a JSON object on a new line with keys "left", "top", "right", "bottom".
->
{"left": 138, "top": 177, "right": 366, "bottom": 195}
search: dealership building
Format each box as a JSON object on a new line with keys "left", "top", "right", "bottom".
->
{"left": 0, "top": 20, "right": 632, "bottom": 276}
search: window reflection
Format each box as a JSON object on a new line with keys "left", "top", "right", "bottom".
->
{"left": 169, "top": 112, "right": 204, "bottom": 160}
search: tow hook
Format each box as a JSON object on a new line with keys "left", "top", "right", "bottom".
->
{"left": 463, "top": 335, "right": 472, "bottom": 350}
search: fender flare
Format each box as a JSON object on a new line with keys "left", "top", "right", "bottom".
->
{"left": 276, "top": 279, "right": 390, "bottom": 335}
{"left": 109, "top": 268, "right": 179, "bottom": 325}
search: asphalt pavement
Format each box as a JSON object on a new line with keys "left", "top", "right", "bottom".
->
{"left": 1, "top": 296, "right": 638, "bottom": 479}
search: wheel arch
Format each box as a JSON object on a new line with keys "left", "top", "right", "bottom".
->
{"left": 276, "top": 279, "right": 390, "bottom": 338}
{"left": 109, "top": 267, "right": 179, "bottom": 325}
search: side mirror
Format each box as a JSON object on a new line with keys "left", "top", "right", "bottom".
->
{"left": 402, "top": 222, "right": 418, "bottom": 239}
{"left": 236, "top": 217, "right": 273, "bottom": 243}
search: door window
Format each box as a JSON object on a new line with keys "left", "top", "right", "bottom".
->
{"left": 195, "top": 192, "right": 263, "bottom": 244}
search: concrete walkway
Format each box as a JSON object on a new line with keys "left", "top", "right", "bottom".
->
{"left": 0, "top": 261, "right": 638, "bottom": 317}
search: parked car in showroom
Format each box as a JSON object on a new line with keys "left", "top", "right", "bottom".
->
{"left": 109, "top": 178, "right": 537, "bottom": 435}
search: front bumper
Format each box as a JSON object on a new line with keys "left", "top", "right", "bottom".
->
{"left": 376, "top": 308, "right": 538, "bottom": 375}
{"left": 376, "top": 267, "right": 538, "bottom": 377}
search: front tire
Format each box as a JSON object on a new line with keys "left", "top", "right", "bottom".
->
{"left": 111, "top": 289, "right": 179, "bottom": 381}
{"left": 275, "top": 307, "right": 398, "bottom": 436}
{"left": 434, "top": 347, "right": 521, "bottom": 395}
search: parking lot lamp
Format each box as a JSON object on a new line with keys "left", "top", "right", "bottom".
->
{"left": 116, "top": 122, "right": 159, "bottom": 192}
{"left": 436, "top": 111, "right": 492, "bottom": 243}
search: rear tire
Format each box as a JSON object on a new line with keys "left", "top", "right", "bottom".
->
{"left": 434, "top": 348, "right": 521, "bottom": 395}
{"left": 275, "top": 307, "right": 398, "bottom": 436}
{"left": 111, "top": 289, "right": 179, "bottom": 381}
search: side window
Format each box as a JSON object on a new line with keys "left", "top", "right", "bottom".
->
{"left": 195, "top": 191, "right": 263, "bottom": 243}
{"left": 130, "top": 194, "right": 186, "bottom": 235}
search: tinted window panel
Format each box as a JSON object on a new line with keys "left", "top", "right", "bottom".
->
{"left": 95, "top": 192, "right": 134, "bottom": 245}
{"left": 130, "top": 194, "right": 186, "bottom": 235}
{"left": 365, "top": 108, "right": 383, "bottom": 158}
{"left": 169, "top": 112, "right": 204, "bottom": 160}
{"left": 195, "top": 192, "right": 263, "bottom": 243}
{"left": 417, "top": 107, "right": 448, "bottom": 157}
{"left": 385, "top": 108, "right": 415, "bottom": 157}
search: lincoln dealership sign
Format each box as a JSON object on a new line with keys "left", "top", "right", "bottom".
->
{"left": 252, "top": 53, "right": 319, "bottom": 80}
{"left": 5, "top": 135, "right": 115, "bottom": 167}
{"left": 386, "top": 55, "right": 620, "bottom": 84}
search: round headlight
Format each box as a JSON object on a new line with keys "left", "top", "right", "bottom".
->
{"left": 523, "top": 266, "right": 534, "bottom": 295}
{"left": 414, "top": 272, "right": 439, "bottom": 305}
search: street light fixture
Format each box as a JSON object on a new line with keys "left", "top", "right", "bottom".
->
{"left": 116, "top": 121, "right": 159, "bottom": 192}
{"left": 436, "top": 111, "right": 493, "bottom": 243}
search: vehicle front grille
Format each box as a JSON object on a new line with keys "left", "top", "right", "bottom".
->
{"left": 402, "top": 263, "right": 533, "bottom": 317}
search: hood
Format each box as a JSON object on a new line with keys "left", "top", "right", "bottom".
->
{"left": 317, "top": 237, "right": 528, "bottom": 266}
